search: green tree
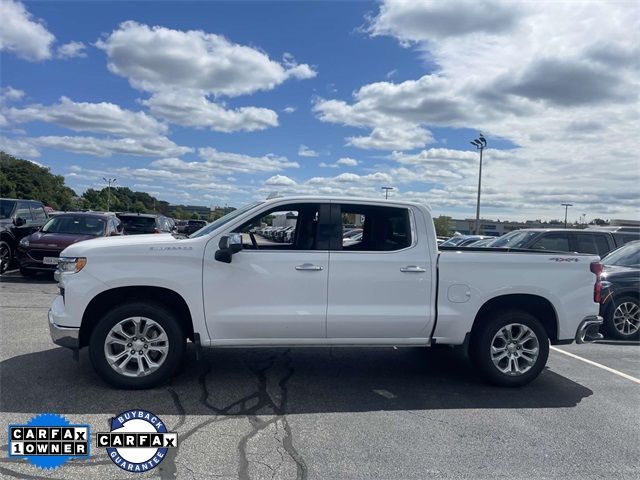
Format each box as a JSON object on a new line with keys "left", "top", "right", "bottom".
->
{"left": 433, "top": 215, "right": 452, "bottom": 237}
{"left": 190, "top": 212, "right": 200, "bottom": 220}
{"left": 0, "top": 152, "right": 76, "bottom": 209}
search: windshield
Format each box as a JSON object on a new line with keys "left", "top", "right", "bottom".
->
{"left": 441, "top": 236, "right": 467, "bottom": 246}
{"left": 602, "top": 242, "right": 640, "bottom": 267}
{"left": 42, "top": 215, "right": 105, "bottom": 236}
{"left": 189, "top": 202, "right": 263, "bottom": 238}
{"left": 488, "top": 230, "right": 540, "bottom": 248}
{"left": 0, "top": 200, "right": 16, "bottom": 219}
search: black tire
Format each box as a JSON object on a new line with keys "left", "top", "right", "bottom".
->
{"left": 0, "top": 241, "right": 12, "bottom": 274}
{"left": 89, "top": 302, "right": 185, "bottom": 389}
{"left": 603, "top": 296, "right": 640, "bottom": 340}
{"left": 470, "top": 309, "right": 550, "bottom": 387}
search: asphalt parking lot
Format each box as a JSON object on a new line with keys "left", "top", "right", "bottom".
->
{"left": 1, "top": 271, "right": 639, "bottom": 480}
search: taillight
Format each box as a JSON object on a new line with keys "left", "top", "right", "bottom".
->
{"left": 590, "top": 262, "right": 603, "bottom": 303}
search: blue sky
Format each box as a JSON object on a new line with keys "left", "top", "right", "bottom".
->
{"left": 1, "top": 0, "right": 638, "bottom": 221}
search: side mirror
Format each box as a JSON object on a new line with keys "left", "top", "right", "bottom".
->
{"left": 14, "top": 217, "right": 26, "bottom": 227}
{"left": 215, "top": 233, "right": 242, "bottom": 263}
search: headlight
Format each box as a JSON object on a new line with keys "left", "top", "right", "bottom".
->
{"left": 19, "top": 237, "right": 30, "bottom": 247}
{"left": 57, "top": 257, "right": 87, "bottom": 274}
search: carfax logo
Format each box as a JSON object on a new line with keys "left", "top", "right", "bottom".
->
{"left": 97, "top": 409, "right": 178, "bottom": 473}
{"left": 8, "top": 413, "right": 90, "bottom": 470}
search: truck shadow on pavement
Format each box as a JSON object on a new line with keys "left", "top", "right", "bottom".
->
{"left": 0, "top": 345, "right": 593, "bottom": 416}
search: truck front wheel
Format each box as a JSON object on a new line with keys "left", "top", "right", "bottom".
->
{"left": 471, "top": 310, "right": 549, "bottom": 387}
{"left": 89, "top": 302, "right": 185, "bottom": 389}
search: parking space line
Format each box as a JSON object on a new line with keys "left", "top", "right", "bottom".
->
{"left": 551, "top": 346, "right": 640, "bottom": 385}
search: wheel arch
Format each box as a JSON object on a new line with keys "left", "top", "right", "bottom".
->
{"left": 79, "top": 286, "right": 194, "bottom": 348}
{"left": 0, "top": 230, "right": 16, "bottom": 248}
{"left": 470, "top": 293, "right": 559, "bottom": 344}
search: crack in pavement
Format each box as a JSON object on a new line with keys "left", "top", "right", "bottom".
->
{"left": 194, "top": 349, "right": 307, "bottom": 480}
{"left": 157, "top": 386, "right": 187, "bottom": 480}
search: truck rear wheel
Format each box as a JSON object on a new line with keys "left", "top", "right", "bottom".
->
{"left": 471, "top": 310, "right": 549, "bottom": 387}
{"left": 89, "top": 302, "right": 185, "bottom": 389}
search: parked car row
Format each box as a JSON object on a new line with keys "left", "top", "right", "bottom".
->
{"left": 441, "top": 227, "right": 639, "bottom": 257}
{"left": 1, "top": 197, "right": 210, "bottom": 275}
{"left": 255, "top": 225, "right": 296, "bottom": 243}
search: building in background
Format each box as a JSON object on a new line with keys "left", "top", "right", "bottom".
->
{"left": 271, "top": 211, "right": 298, "bottom": 228}
{"left": 167, "top": 204, "right": 210, "bottom": 219}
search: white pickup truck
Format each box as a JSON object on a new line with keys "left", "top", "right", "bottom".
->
{"left": 49, "top": 196, "right": 603, "bottom": 389}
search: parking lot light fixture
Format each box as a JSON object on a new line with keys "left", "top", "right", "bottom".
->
{"left": 381, "top": 186, "right": 394, "bottom": 199}
{"left": 562, "top": 203, "right": 573, "bottom": 228}
{"left": 103, "top": 178, "right": 116, "bottom": 212}
{"left": 470, "top": 134, "right": 487, "bottom": 235}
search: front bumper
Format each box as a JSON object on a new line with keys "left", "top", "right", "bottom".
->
{"left": 17, "top": 249, "right": 60, "bottom": 271}
{"left": 48, "top": 308, "right": 80, "bottom": 350}
{"left": 575, "top": 315, "right": 604, "bottom": 344}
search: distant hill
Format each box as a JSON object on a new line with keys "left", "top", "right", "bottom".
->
{"left": 0, "top": 152, "right": 172, "bottom": 215}
{"left": 0, "top": 152, "right": 77, "bottom": 210}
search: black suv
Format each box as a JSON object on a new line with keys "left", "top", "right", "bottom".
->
{"left": 116, "top": 213, "right": 174, "bottom": 235}
{"left": 1, "top": 198, "right": 49, "bottom": 272}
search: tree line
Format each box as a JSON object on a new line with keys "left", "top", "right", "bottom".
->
{"left": 0, "top": 152, "right": 191, "bottom": 216}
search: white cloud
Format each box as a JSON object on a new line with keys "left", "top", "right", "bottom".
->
{"left": 0, "top": 135, "right": 41, "bottom": 158}
{"left": 298, "top": 144, "right": 319, "bottom": 157}
{"left": 0, "top": 0, "right": 55, "bottom": 61}
{"left": 336, "top": 157, "right": 359, "bottom": 167}
{"left": 95, "top": 21, "right": 314, "bottom": 133}
{"left": 56, "top": 41, "right": 87, "bottom": 59}
{"left": 0, "top": 86, "right": 25, "bottom": 102}
{"left": 259, "top": 171, "right": 394, "bottom": 198}
{"left": 0, "top": 86, "right": 25, "bottom": 126}
{"left": 32, "top": 135, "right": 192, "bottom": 157}
{"left": 347, "top": 124, "right": 433, "bottom": 150}
{"left": 369, "top": 0, "right": 522, "bottom": 43}
{"left": 96, "top": 21, "right": 316, "bottom": 96}
{"left": 265, "top": 175, "right": 297, "bottom": 186}
{"left": 188, "top": 147, "right": 299, "bottom": 174}
{"left": 308, "top": 0, "right": 640, "bottom": 218}
{"left": 282, "top": 106, "right": 296, "bottom": 114}
{"left": 142, "top": 90, "right": 277, "bottom": 132}
{"left": 321, "top": 157, "right": 360, "bottom": 168}
{"left": 6, "top": 96, "right": 168, "bottom": 137}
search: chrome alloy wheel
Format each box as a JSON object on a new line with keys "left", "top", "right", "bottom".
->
{"left": 490, "top": 323, "right": 540, "bottom": 376}
{"left": 103, "top": 317, "right": 169, "bottom": 377}
{"left": 613, "top": 302, "right": 640, "bottom": 336}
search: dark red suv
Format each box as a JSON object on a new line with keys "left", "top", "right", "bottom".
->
{"left": 17, "top": 212, "right": 122, "bottom": 276}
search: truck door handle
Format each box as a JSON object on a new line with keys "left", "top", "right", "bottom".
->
{"left": 400, "top": 265, "right": 426, "bottom": 273}
{"left": 295, "top": 263, "right": 324, "bottom": 271}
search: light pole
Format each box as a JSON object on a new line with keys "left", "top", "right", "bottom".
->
{"left": 381, "top": 186, "right": 394, "bottom": 199}
{"left": 561, "top": 203, "right": 573, "bottom": 228}
{"left": 470, "top": 134, "right": 487, "bottom": 235}
{"left": 103, "top": 177, "right": 116, "bottom": 212}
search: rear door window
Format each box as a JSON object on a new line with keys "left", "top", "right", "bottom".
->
{"left": 334, "top": 204, "right": 412, "bottom": 251}
{"left": 593, "top": 235, "right": 612, "bottom": 256}
{"left": 15, "top": 202, "right": 33, "bottom": 221}
{"left": 530, "top": 233, "right": 571, "bottom": 252}
{"left": 31, "top": 204, "right": 47, "bottom": 221}
{"left": 575, "top": 234, "right": 612, "bottom": 256}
